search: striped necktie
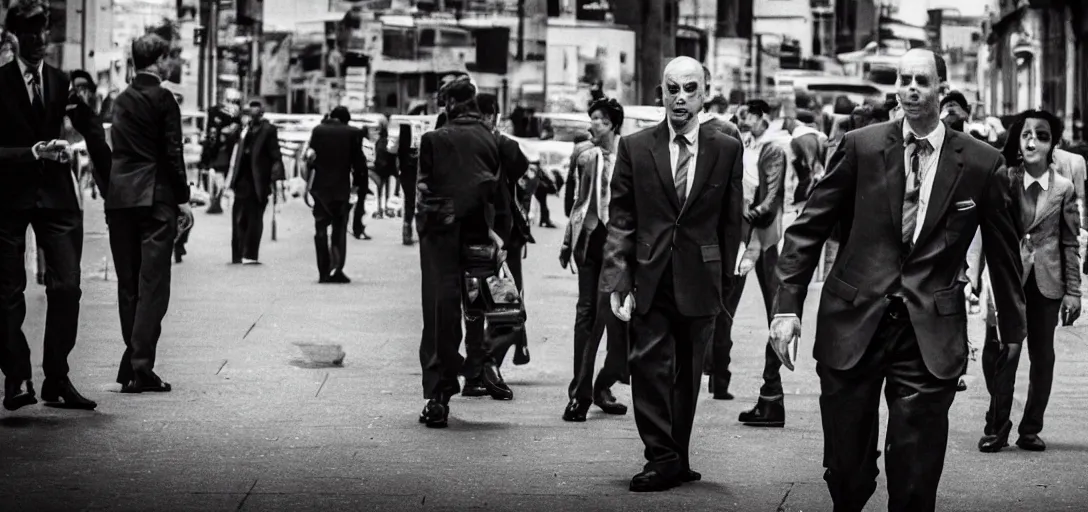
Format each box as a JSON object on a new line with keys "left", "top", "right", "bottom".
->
{"left": 674, "top": 134, "right": 692, "bottom": 205}
{"left": 902, "top": 134, "right": 933, "bottom": 248}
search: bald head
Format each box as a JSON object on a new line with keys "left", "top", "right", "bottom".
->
{"left": 897, "top": 49, "right": 946, "bottom": 132}
{"left": 662, "top": 57, "right": 706, "bottom": 131}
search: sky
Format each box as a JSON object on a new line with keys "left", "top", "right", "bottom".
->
{"left": 897, "top": 0, "right": 992, "bottom": 26}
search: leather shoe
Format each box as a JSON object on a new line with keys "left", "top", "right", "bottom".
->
{"left": 461, "top": 377, "right": 489, "bottom": 397}
{"left": 121, "top": 373, "right": 172, "bottom": 394}
{"left": 956, "top": 378, "right": 967, "bottom": 392}
{"left": 513, "top": 342, "right": 530, "bottom": 366}
{"left": 3, "top": 379, "right": 37, "bottom": 411}
{"left": 739, "top": 397, "right": 785, "bottom": 427}
{"left": 41, "top": 378, "right": 97, "bottom": 410}
{"left": 708, "top": 379, "right": 734, "bottom": 399}
{"left": 562, "top": 399, "right": 590, "bottom": 422}
{"left": 420, "top": 399, "right": 448, "bottom": 428}
{"left": 978, "top": 421, "right": 1012, "bottom": 453}
{"left": 1016, "top": 434, "right": 1047, "bottom": 452}
{"left": 681, "top": 469, "right": 702, "bottom": 482}
{"left": 481, "top": 362, "right": 513, "bottom": 400}
{"left": 327, "top": 271, "right": 351, "bottom": 284}
{"left": 629, "top": 469, "right": 680, "bottom": 492}
{"left": 593, "top": 389, "right": 628, "bottom": 415}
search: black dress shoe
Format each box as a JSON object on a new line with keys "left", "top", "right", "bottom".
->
{"left": 738, "top": 397, "right": 785, "bottom": 427}
{"left": 3, "top": 379, "right": 37, "bottom": 411}
{"left": 708, "top": 379, "right": 734, "bottom": 400}
{"left": 713, "top": 391, "right": 735, "bottom": 400}
{"left": 327, "top": 271, "right": 351, "bottom": 284}
{"left": 629, "top": 469, "right": 680, "bottom": 492}
{"left": 353, "top": 228, "right": 372, "bottom": 241}
{"left": 681, "top": 470, "right": 702, "bottom": 482}
{"left": 41, "top": 378, "right": 97, "bottom": 410}
{"left": 402, "top": 224, "right": 414, "bottom": 246}
{"left": 978, "top": 421, "right": 1012, "bottom": 453}
{"left": 481, "top": 363, "right": 513, "bottom": 400}
{"left": 593, "top": 389, "right": 628, "bottom": 415}
{"left": 462, "top": 377, "right": 489, "bottom": 397}
{"left": 956, "top": 378, "right": 967, "bottom": 392}
{"left": 1016, "top": 434, "right": 1047, "bottom": 452}
{"left": 562, "top": 399, "right": 590, "bottom": 422}
{"left": 420, "top": 400, "right": 448, "bottom": 428}
{"left": 513, "top": 342, "right": 530, "bottom": 366}
{"left": 121, "top": 374, "right": 172, "bottom": 394}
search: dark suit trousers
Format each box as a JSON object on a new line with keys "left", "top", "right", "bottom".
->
{"left": 463, "top": 239, "right": 526, "bottom": 376}
{"left": 231, "top": 191, "right": 266, "bottom": 262}
{"left": 351, "top": 199, "right": 367, "bottom": 237}
{"left": 630, "top": 264, "right": 715, "bottom": 477}
{"left": 709, "top": 274, "right": 746, "bottom": 392}
{"left": 818, "top": 300, "right": 957, "bottom": 512}
{"left": 755, "top": 246, "right": 783, "bottom": 397}
{"left": 0, "top": 209, "right": 83, "bottom": 380}
{"left": 107, "top": 203, "right": 177, "bottom": 383}
{"left": 418, "top": 213, "right": 489, "bottom": 399}
{"left": 982, "top": 272, "right": 1060, "bottom": 436}
{"left": 313, "top": 199, "right": 350, "bottom": 278}
{"left": 400, "top": 155, "right": 417, "bottom": 230}
{"left": 568, "top": 225, "right": 628, "bottom": 402}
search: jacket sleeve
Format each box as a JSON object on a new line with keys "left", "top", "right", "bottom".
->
{"left": 351, "top": 129, "right": 368, "bottom": 189}
{"left": 981, "top": 163, "right": 1027, "bottom": 345}
{"left": 773, "top": 131, "right": 858, "bottom": 318}
{"left": 752, "top": 143, "right": 786, "bottom": 221}
{"left": 718, "top": 141, "right": 746, "bottom": 286}
{"left": 1060, "top": 186, "right": 1082, "bottom": 297}
{"left": 598, "top": 137, "right": 636, "bottom": 295}
{"left": 266, "top": 125, "right": 285, "bottom": 182}
{"left": 162, "top": 91, "right": 191, "bottom": 204}
{"left": 0, "top": 147, "right": 38, "bottom": 165}
{"left": 565, "top": 147, "right": 581, "bottom": 216}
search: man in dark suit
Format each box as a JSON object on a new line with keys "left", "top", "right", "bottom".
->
{"left": 417, "top": 78, "right": 502, "bottom": 428}
{"left": 306, "top": 106, "right": 366, "bottom": 284}
{"left": 599, "top": 57, "right": 745, "bottom": 492}
{"left": 768, "top": 49, "right": 1027, "bottom": 512}
{"left": 103, "top": 29, "right": 192, "bottom": 393}
{"left": 226, "top": 100, "right": 284, "bottom": 264}
{"left": 0, "top": 0, "right": 110, "bottom": 412}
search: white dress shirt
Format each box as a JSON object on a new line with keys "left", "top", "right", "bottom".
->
{"left": 903, "top": 119, "right": 946, "bottom": 244}
{"left": 595, "top": 136, "right": 619, "bottom": 223}
{"left": 16, "top": 57, "right": 44, "bottom": 104}
{"left": 668, "top": 122, "right": 699, "bottom": 202}
{"left": 1023, "top": 170, "right": 1050, "bottom": 192}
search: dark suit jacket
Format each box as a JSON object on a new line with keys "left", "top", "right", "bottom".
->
{"left": 773, "top": 119, "right": 1027, "bottom": 380}
{"left": 228, "top": 118, "right": 284, "bottom": 203}
{"left": 494, "top": 133, "right": 530, "bottom": 244}
{"left": 702, "top": 115, "right": 741, "bottom": 141}
{"left": 307, "top": 119, "right": 367, "bottom": 204}
{"left": 1013, "top": 166, "right": 1081, "bottom": 300}
{"left": 599, "top": 122, "right": 746, "bottom": 317}
{"left": 417, "top": 113, "right": 500, "bottom": 223}
{"left": 0, "top": 61, "right": 110, "bottom": 210}
{"left": 750, "top": 142, "right": 786, "bottom": 231}
{"left": 565, "top": 140, "right": 595, "bottom": 216}
{"left": 105, "top": 73, "right": 190, "bottom": 209}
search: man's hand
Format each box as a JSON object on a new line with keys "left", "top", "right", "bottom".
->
{"left": 176, "top": 204, "right": 194, "bottom": 239}
{"left": 769, "top": 316, "right": 802, "bottom": 371}
{"left": 742, "top": 207, "right": 759, "bottom": 224}
{"left": 559, "top": 244, "right": 573, "bottom": 271}
{"left": 610, "top": 292, "right": 635, "bottom": 322}
{"left": 35, "top": 140, "right": 72, "bottom": 163}
{"left": 489, "top": 229, "right": 507, "bottom": 264}
{"left": 1062, "top": 295, "right": 1081, "bottom": 326}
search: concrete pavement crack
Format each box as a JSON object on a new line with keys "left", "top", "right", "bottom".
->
{"left": 235, "top": 479, "right": 258, "bottom": 511}
{"left": 315, "top": 372, "right": 330, "bottom": 398}
{"left": 216, "top": 360, "right": 228, "bottom": 375}
{"left": 242, "top": 313, "right": 264, "bottom": 340}
{"left": 776, "top": 482, "right": 795, "bottom": 512}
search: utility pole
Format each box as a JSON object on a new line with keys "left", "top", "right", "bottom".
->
{"left": 516, "top": 0, "right": 525, "bottom": 61}
{"left": 79, "top": 0, "right": 87, "bottom": 70}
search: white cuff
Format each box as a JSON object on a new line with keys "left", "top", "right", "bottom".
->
{"left": 774, "top": 314, "right": 798, "bottom": 319}
{"left": 31, "top": 142, "right": 43, "bottom": 160}
{"left": 734, "top": 243, "right": 746, "bottom": 274}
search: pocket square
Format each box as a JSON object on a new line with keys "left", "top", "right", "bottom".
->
{"left": 955, "top": 199, "right": 976, "bottom": 211}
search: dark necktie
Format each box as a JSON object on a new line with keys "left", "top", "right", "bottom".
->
{"left": 28, "top": 68, "right": 45, "bottom": 117}
{"left": 1023, "top": 180, "right": 1042, "bottom": 229}
{"left": 902, "top": 134, "right": 933, "bottom": 248}
{"left": 675, "top": 134, "right": 692, "bottom": 205}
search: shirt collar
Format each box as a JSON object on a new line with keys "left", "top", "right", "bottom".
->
{"left": 668, "top": 121, "right": 698, "bottom": 146}
{"left": 903, "top": 118, "right": 946, "bottom": 149}
{"left": 17, "top": 57, "right": 43, "bottom": 81}
{"left": 1024, "top": 170, "right": 1050, "bottom": 191}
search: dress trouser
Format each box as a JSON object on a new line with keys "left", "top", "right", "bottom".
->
{"left": 708, "top": 274, "right": 746, "bottom": 392}
{"left": 464, "top": 238, "right": 527, "bottom": 375}
{"left": 0, "top": 209, "right": 83, "bottom": 381}
{"left": 400, "top": 154, "right": 417, "bottom": 232}
{"left": 982, "top": 272, "right": 1060, "bottom": 436}
{"left": 630, "top": 264, "right": 715, "bottom": 478}
{"left": 351, "top": 198, "right": 367, "bottom": 237}
{"left": 567, "top": 225, "right": 628, "bottom": 402}
{"left": 418, "top": 209, "right": 489, "bottom": 400}
{"left": 231, "top": 190, "right": 266, "bottom": 262}
{"left": 754, "top": 245, "right": 783, "bottom": 397}
{"left": 817, "top": 299, "right": 957, "bottom": 512}
{"left": 313, "top": 199, "right": 350, "bottom": 278}
{"left": 107, "top": 203, "right": 177, "bottom": 384}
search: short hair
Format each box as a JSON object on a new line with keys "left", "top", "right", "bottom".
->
{"left": 588, "top": 97, "right": 624, "bottom": 134}
{"left": 477, "top": 93, "right": 500, "bottom": 117}
{"left": 745, "top": 99, "right": 772, "bottom": 118}
{"left": 329, "top": 106, "right": 351, "bottom": 123}
{"left": 147, "top": 19, "right": 180, "bottom": 43}
{"left": 248, "top": 100, "right": 263, "bottom": 109}
{"left": 933, "top": 52, "right": 948, "bottom": 83}
{"left": 1001, "top": 109, "right": 1065, "bottom": 166}
{"left": 440, "top": 76, "right": 476, "bottom": 105}
{"left": 131, "top": 34, "right": 171, "bottom": 70}
{"left": 69, "top": 69, "right": 95, "bottom": 89}
{"left": 4, "top": 0, "right": 50, "bottom": 34}
{"left": 702, "top": 65, "right": 712, "bottom": 91}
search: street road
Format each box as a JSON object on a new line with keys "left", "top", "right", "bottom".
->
{"left": 1, "top": 194, "right": 1086, "bottom": 511}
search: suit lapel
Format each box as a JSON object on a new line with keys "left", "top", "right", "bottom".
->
{"left": 681, "top": 125, "right": 717, "bottom": 217}
{"left": 651, "top": 122, "right": 680, "bottom": 212}
{"left": 5, "top": 64, "right": 40, "bottom": 136}
{"left": 1010, "top": 168, "right": 1026, "bottom": 235}
{"left": 1029, "top": 167, "right": 1064, "bottom": 231}
{"left": 882, "top": 120, "right": 906, "bottom": 238}
{"left": 915, "top": 129, "right": 966, "bottom": 248}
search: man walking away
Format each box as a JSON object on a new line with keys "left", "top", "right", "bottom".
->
{"left": 226, "top": 100, "right": 284, "bottom": 264}
{"left": 307, "top": 106, "right": 367, "bottom": 283}
{"left": 104, "top": 27, "right": 193, "bottom": 394}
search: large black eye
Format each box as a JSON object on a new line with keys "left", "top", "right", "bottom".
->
{"left": 1036, "top": 131, "right": 1052, "bottom": 143}
{"left": 916, "top": 77, "right": 930, "bottom": 87}
{"left": 683, "top": 83, "right": 698, "bottom": 93}
{"left": 667, "top": 84, "right": 680, "bottom": 94}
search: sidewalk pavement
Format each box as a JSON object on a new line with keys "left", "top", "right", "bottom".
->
{"left": 1, "top": 194, "right": 1086, "bottom": 511}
